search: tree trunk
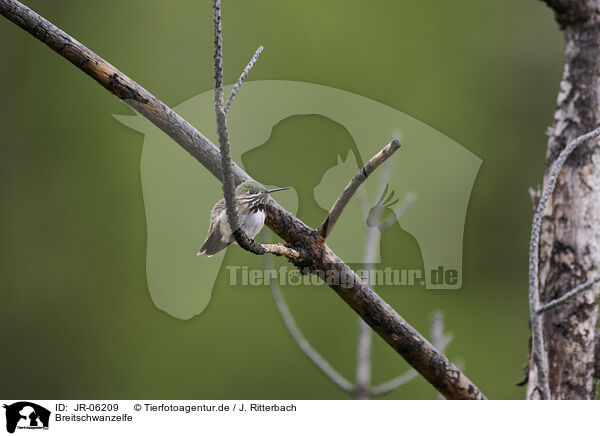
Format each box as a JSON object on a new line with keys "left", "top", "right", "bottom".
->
{"left": 528, "top": 0, "right": 600, "bottom": 399}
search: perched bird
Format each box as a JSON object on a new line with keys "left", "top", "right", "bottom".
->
{"left": 197, "top": 181, "right": 289, "bottom": 257}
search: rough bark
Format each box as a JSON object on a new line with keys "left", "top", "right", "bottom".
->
{"left": 528, "top": 0, "right": 600, "bottom": 399}
{"left": 0, "top": 0, "right": 485, "bottom": 399}
{"left": 541, "top": 0, "right": 590, "bottom": 28}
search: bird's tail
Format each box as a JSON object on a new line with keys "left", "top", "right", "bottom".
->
{"left": 197, "top": 231, "right": 229, "bottom": 257}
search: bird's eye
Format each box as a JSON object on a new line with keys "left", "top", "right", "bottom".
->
{"left": 249, "top": 190, "right": 256, "bottom": 195}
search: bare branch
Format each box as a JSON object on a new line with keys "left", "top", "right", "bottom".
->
{"left": 370, "top": 370, "right": 419, "bottom": 397}
{"left": 355, "top": 320, "right": 372, "bottom": 399}
{"left": 268, "top": 278, "right": 355, "bottom": 393}
{"left": 263, "top": 246, "right": 355, "bottom": 394}
{"left": 0, "top": 0, "right": 485, "bottom": 400}
{"left": 319, "top": 140, "right": 401, "bottom": 238}
{"left": 213, "top": 0, "right": 240, "bottom": 248}
{"left": 262, "top": 244, "right": 301, "bottom": 259}
{"left": 537, "top": 274, "right": 600, "bottom": 314}
{"left": 213, "top": 0, "right": 225, "bottom": 110}
{"left": 212, "top": 0, "right": 299, "bottom": 261}
{"left": 213, "top": 0, "right": 250, "bottom": 252}
{"left": 225, "top": 46, "right": 263, "bottom": 113}
{"left": 431, "top": 311, "right": 454, "bottom": 354}
{"left": 528, "top": 126, "right": 600, "bottom": 399}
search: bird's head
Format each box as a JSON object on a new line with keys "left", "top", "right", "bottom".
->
{"left": 235, "top": 181, "right": 289, "bottom": 213}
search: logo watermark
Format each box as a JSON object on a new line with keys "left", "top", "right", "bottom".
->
{"left": 115, "top": 80, "right": 481, "bottom": 319}
{"left": 3, "top": 402, "right": 50, "bottom": 434}
{"left": 227, "top": 265, "right": 459, "bottom": 288}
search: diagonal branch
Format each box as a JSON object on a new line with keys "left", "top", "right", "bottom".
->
{"left": 0, "top": 0, "right": 485, "bottom": 400}
{"left": 212, "top": 0, "right": 299, "bottom": 261}
{"left": 225, "top": 45, "right": 263, "bottom": 113}
{"left": 319, "top": 140, "right": 401, "bottom": 238}
{"left": 528, "top": 126, "right": 600, "bottom": 399}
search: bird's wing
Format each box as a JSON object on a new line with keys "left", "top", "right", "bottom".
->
{"left": 198, "top": 200, "right": 229, "bottom": 257}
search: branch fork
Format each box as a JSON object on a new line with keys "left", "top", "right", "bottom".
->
{"left": 318, "top": 139, "right": 402, "bottom": 239}
{"left": 212, "top": 0, "right": 402, "bottom": 267}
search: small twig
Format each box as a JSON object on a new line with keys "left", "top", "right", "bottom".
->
{"left": 537, "top": 274, "right": 600, "bottom": 314}
{"left": 262, "top": 244, "right": 301, "bottom": 259}
{"left": 355, "top": 320, "right": 371, "bottom": 399}
{"left": 263, "top": 243, "right": 355, "bottom": 394}
{"left": 213, "top": 0, "right": 299, "bottom": 261}
{"left": 528, "top": 126, "right": 600, "bottom": 399}
{"left": 431, "top": 311, "right": 453, "bottom": 354}
{"left": 267, "top": 269, "right": 355, "bottom": 393}
{"left": 370, "top": 370, "right": 419, "bottom": 397}
{"left": 319, "top": 140, "right": 401, "bottom": 238}
{"left": 224, "top": 46, "right": 263, "bottom": 113}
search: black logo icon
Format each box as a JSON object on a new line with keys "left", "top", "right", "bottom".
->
{"left": 3, "top": 402, "right": 50, "bottom": 434}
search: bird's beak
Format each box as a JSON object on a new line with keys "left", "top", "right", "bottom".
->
{"left": 264, "top": 187, "right": 290, "bottom": 194}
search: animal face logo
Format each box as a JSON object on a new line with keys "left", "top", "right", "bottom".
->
{"left": 366, "top": 184, "right": 403, "bottom": 229}
{"left": 115, "top": 80, "right": 481, "bottom": 319}
{"left": 3, "top": 402, "right": 50, "bottom": 433}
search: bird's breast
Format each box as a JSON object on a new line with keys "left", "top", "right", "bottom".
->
{"left": 242, "top": 210, "right": 266, "bottom": 239}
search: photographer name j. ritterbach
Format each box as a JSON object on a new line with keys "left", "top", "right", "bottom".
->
{"left": 226, "top": 265, "right": 459, "bottom": 287}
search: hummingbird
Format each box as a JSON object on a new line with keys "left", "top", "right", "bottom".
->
{"left": 197, "top": 181, "right": 290, "bottom": 257}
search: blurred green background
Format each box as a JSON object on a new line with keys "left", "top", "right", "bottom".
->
{"left": 0, "top": 0, "right": 562, "bottom": 399}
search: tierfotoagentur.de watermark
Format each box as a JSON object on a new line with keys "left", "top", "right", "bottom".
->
{"left": 226, "top": 265, "right": 459, "bottom": 287}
